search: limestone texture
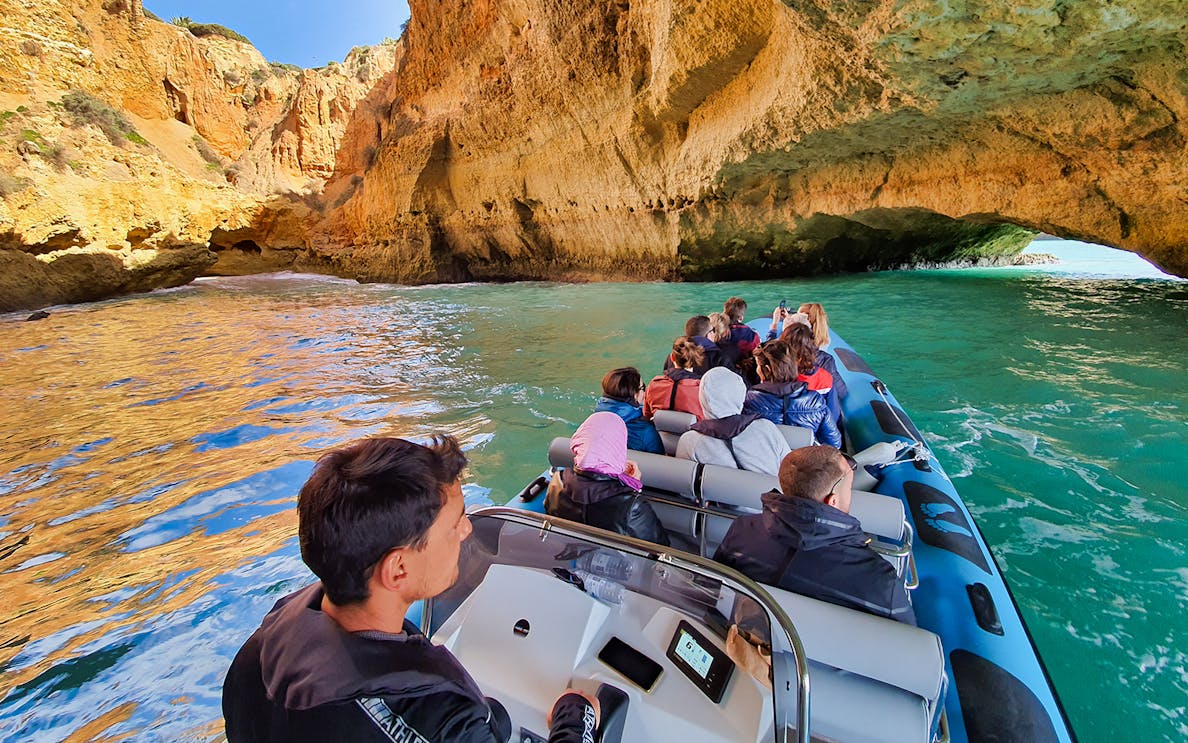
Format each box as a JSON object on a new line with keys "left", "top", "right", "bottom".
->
{"left": 1, "top": 0, "right": 1187, "bottom": 311}
{"left": 0, "top": 0, "right": 395, "bottom": 311}
{"left": 321, "top": 0, "right": 1188, "bottom": 282}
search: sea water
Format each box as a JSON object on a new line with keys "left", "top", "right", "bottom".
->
{"left": 0, "top": 240, "right": 1184, "bottom": 741}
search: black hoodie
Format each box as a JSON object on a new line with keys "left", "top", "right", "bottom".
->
{"left": 223, "top": 584, "right": 595, "bottom": 742}
{"left": 713, "top": 491, "right": 917, "bottom": 625}
{"left": 546, "top": 468, "right": 670, "bottom": 546}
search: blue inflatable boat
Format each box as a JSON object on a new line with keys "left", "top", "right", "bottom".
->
{"left": 821, "top": 328, "right": 1075, "bottom": 743}
{"left": 416, "top": 323, "right": 1074, "bottom": 742}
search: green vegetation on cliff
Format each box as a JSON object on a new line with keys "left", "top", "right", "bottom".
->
{"left": 170, "top": 17, "right": 251, "bottom": 45}
{"left": 60, "top": 91, "right": 147, "bottom": 147}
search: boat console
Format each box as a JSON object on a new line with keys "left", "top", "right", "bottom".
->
{"left": 425, "top": 509, "right": 947, "bottom": 743}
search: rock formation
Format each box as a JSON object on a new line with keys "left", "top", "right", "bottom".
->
{"left": 320, "top": 0, "right": 1188, "bottom": 283}
{"left": 1, "top": 0, "right": 1186, "bottom": 311}
{"left": 0, "top": 0, "right": 396, "bottom": 311}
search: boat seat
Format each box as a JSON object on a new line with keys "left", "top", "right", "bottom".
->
{"left": 775, "top": 424, "right": 815, "bottom": 450}
{"left": 547, "top": 437, "right": 698, "bottom": 536}
{"left": 764, "top": 584, "right": 945, "bottom": 743}
{"left": 651, "top": 410, "right": 697, "bottom": 455}
{"left": 697, "top": 463, "right": 907, "bottom": 554}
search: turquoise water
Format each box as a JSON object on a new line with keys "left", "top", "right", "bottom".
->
{"left": 0, "top": 240, "right": 1184, "bottom": 741}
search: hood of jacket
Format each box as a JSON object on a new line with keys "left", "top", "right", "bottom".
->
{"left": 698, "top": 366, "right": 746, "bottom": 419}
{"left": 762, "top": 490, "right": 867, "bottom": 551}
{"left": 664, "top": 367, "right": 701, "bottom": 382}
{"left": 595, "top": 396, "right": 644, "bottom": 423}
{"left": 255, "top": 584, "right": 485, "bottom": 710}
{"left": 691, "top": 412, "right": 761, "bottom": 439}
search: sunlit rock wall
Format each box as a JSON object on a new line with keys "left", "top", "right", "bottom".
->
{"left": 322, "top": 0, "right": 1188, "bottom": 281}
{"left": 0, "top": 0, "right": 396, "bottom": 311}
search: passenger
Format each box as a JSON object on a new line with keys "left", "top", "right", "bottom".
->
{"left": 662, "top": 316, "right": 723, "bottom": 373}
{"left": 675, "top": 367, "right": 791, "bottom": 476}
{"left": 706, "top": 312, "right": 737, "bottom": 370}
{"left": 797, "top": 301, "right": 848, "bottom": 402}
{"left": 779, "top": 323, "right": 833, "bottom": 394}
{"left": 781, "top": 323, "right": 841, "bottom": 425}
{"left": 223, "top": 436, "right": 600, "bottom": 743}
{"left": 743, "top": 341, "right": 841, "bottom": 448}
{"left": 798, "top": 302, "right": 832, "bottom": 349}
{"left": 595, "top": 367, "right": 664, "bottom": 454}
{"left": 645, "top": 337, "right": 706, "bottom": 420}
{"left": 714, "top": 446, "right": 917, "bottom": 625}
{"left": 712, "top": 297, "right": 760, "bottom": 363}
{"left": 764, "top": 305, "right": 810, "bottom": 341}
{"left": 546, "top": 412, "right": 671, "bottom": 546}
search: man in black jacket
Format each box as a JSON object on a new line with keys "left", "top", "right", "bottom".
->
{"left": 714, "top": 446, "right": 917, "bottom": 625}
{"left": 223, "top": 435, "right": 599, "bottom": 742}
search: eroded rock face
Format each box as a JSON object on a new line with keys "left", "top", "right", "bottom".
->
{"left": 0, "top": 0, "right": 396, "bottom": 311}
{"left": 319, "top": 0, "right": 1188, "bottom": 281}
{"left": 1, "top": 0, "right": 1186, "bottom": 312}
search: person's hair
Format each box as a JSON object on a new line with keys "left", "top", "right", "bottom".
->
{"left": 723, "top": 297, "right": 747, "bottom": 323}
{"left": 753, "top": 341, "right": 800, "bottom": 383}
{"left": 707, "top": 312, "right": 731, "bottom": 341}
{"left": 684, "top": 315, "right": 710, "bottom": 337}
{"left": 779, "top": 323, "right": 820, "bottom": 375}
{"left": 298, "top": 435, "right": 467, "bottom": 606}
{"left": 602, "top": 366, "right": 642, "bottom": 402}
{"left": 778, "top": 446, "right": 848, "bottom": 503}
{"left": 671, "top": 336, "right": 706, "bottom": 370}
{"left": 798, "top": 302, "right": 830, "bottom": 348}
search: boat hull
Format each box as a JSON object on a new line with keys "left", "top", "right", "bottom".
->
{"left": 823, "top": 329, "right": 1074, "bottom": 743}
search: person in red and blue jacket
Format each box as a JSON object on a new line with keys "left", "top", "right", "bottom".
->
{"left": 743, "top": 341, "right": 841, "bottom": 448}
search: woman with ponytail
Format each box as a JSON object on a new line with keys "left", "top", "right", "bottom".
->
{"left": 644, "top": 337, "right": 707, "bottom": 420}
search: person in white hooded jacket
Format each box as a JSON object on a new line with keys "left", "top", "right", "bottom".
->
{"left": 675, "top": 367, "right": 792, "bottom": 476}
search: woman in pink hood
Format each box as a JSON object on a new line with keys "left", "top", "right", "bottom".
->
{"left": 545, "top": 412, "right": 670, "bottom": 545}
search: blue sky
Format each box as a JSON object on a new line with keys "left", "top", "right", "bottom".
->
{"left": 143, "top": 1, "right": 411, "bottom": 68}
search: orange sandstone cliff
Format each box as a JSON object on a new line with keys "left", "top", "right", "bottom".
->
{"left": 0, "top": 0, "right": 396, "bottom": 310}
{"left": 320, "top": 0, "right": 1188, "bottom": 283}
{"left": 1, "top": 0, "right": 1186, "bottom": 311}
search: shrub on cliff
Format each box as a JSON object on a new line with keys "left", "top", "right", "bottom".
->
{"left": 192, "top": 134, "right": 222, "bottom": 167}
{"left": 0, "top": 174, "right": 31, "bottom": 198}
{"left": 170, "top": 16, "right": 251, "bottom": 45}
{"left": 60, "top": 91, "right": 146, "bottom": 147}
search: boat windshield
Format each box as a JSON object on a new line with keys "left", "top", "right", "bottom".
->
{"left": 424, "top": 508, "right": 809, "bottom": 743}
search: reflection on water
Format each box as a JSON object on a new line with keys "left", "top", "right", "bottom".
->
{"left": 0, "top": 250, "right": 1185, "bottom": 741}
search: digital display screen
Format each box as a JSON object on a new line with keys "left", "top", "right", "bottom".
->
{"left": 674, "top": 629, "right": 713, "bottom": 679}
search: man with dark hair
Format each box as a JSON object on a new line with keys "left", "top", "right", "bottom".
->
{"left": 662, "top": 315, "right": 723, "bottom": 373}
{"left": 223, "top": 436, "right": 599, "bottom": 742}
{"left": 718, "top": 296, "right": 760, "bottom": 363}
{"left": 713, "top": 446, "right": 917, "bottom": 625}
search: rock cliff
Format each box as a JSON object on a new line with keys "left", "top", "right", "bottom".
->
{"left": 321, "top": 0, "right": 1187, "bottom": 282}
{"left": 0, "top": 0, "right": 396, "bottom": 311}
{"left": 1, "top": 0, "right": 1186, "bottom": 311}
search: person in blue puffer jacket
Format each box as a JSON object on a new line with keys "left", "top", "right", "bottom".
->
{"left": 744, "top": 341, "right": 842, "bottom": 448}
{"left": 595, "top": 367, "right": 665, "bottom": 454}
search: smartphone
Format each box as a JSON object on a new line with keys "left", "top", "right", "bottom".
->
{"left": 597, "top": 636, "right": 663, "bottom": 691}
{"left": 778, "top": 299, "right": 787, "bottom": 314}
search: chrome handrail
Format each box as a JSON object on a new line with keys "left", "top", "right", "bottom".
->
{"left": 463, "top": 506, "right": 813, "bottom": 743}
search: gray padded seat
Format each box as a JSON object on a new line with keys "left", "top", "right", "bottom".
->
{"left": 764, "top": 584, "right": 944, "bottom": 743}
{"left": 651, "top": 409, "right": 697, "bottom": 455}
{"left": 547, "top": 437, "right": 697, "bottom": 535}
{"left": 775, "top": 423, "right": 815, "bottom": 449}
{"left": 696, "top": 463, "right": 907, "bottom": 557}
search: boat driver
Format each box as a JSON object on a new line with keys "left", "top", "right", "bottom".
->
{"left": 714, "top": 446, "right": 917, "bottom": 625}
{"left": 222, "top": 435, "right": 599, "bottom": 742}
